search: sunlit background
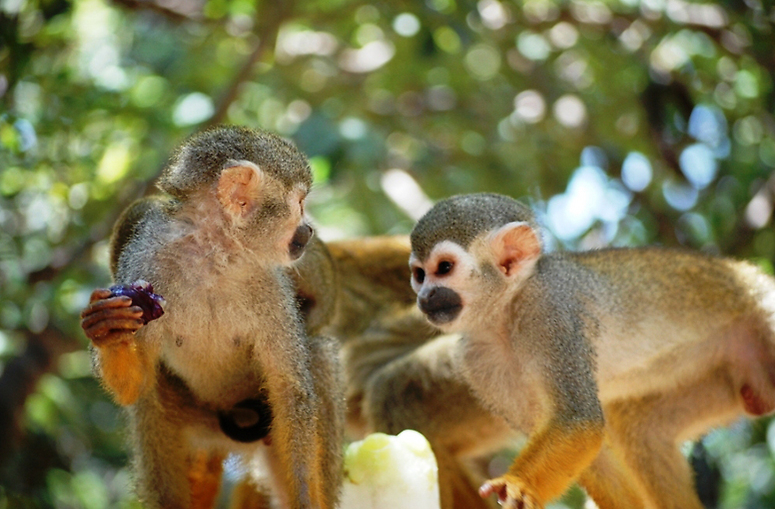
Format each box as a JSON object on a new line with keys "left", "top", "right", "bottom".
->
{"left": 1, "top": 0, "right": 775, "bottom": 507}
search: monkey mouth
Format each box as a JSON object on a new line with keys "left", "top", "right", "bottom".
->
{"left": 425, "top": 305, "right": 462, "bottom": 325}
{"left": 418, "top": 287, "right": 463, "bottom": 325}
{"left": 289, "top": 224, "right": 313, "bottom": 260}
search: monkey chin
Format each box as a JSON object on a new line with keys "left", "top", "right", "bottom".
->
{"left": 424, "top": 306, "right": 462, "bottom": 326}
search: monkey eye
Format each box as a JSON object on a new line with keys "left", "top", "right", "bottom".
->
{"left": 436, "top": 261, "right": 453, "bottom": 276}
{"left": 413, "top": 267, "right": 426, "bottom": 284}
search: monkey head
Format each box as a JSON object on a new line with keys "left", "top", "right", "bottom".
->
{"left": 159, "top": 125, "right": 314, "bottom": 265}
{"left": 409, "top": 193, "right": 542, "bottom": 331}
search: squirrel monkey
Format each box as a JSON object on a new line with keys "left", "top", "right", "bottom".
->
{"left": 80, "top": 126, "right": 343, "bottom": 509}
{"left": 408, "top": 192, "right": 775, "bottom": 509}
{"left": 85, "top": 233, "right": 499, "bottom": 509}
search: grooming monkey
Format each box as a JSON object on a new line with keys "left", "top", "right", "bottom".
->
{"left": 408, "top": 192, "right": 775, "bottom": 509}
{"left": 80, "top": 126, "right": 343, "bottom": 509}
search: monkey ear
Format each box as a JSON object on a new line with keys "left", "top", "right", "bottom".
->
{"left": 217, "top": 162, "right": 264, "bottom": 220}
{"left": 489, "top": 222, "right": 541, "bottom": 278}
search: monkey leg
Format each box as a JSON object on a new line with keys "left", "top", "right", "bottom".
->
{"left": 362, "top": 334, "right": 511, "bottom": 509}
{"left": 605, "top": 368, "right": 740, "bottom": 509}
{"left": 257, "top": 334, "right": 343, "bottom": 509}
{"left": 307, "top": 335, "right": 346, "bottom": 509}
{"left": 577, "top": 443, "right": 646, "bottom": 509}
{"left": 188, "top": 450, "right": 225, "bottom": 509}
{"left": 230, "top": 476, "right": 272, "bottom": 509}
{"left": 130, "top": 398, "right": 198, "bottom": 508}
{"left": 130, "top": 368, "right": 224, "bottom": 509}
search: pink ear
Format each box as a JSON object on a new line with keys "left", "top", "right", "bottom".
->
{"left": 217, "top": 163, "right": 263, "bottom": 219}
{"left": 490, "top": 222, "right": 541, "bottom": 277}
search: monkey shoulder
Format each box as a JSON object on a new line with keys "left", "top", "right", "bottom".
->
{"left": 111, "top": 197, "right": 181, "bottom": 285}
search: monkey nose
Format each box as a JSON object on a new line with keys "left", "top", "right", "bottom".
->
{"left": 289, "top": 223, "right": 313, "bottom": 260}
{"left": 418, "top": 287, "right": 462, "bottom": 324}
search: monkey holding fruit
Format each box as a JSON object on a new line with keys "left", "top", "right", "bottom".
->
{"left": 408, "top": 192, "right": 775, "bottom": 509}
{"left": 81, "top": 126, "right": 343, "bottom": 509}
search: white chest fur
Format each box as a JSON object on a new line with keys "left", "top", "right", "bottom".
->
{"left": 459, "top": 331, "right": 541, "bottom": 432}
{"left": 137, "top": 220, "right": 298, "bottom": 407}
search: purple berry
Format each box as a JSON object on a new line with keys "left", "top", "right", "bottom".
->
{"left": 109, "top": 282, "right": 165, "bottom": 324}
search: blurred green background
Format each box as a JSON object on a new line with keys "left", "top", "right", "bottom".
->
{"left": 1, "top": 0, "right": 774, "bottom": 507}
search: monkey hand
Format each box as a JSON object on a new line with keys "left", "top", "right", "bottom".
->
{"left": 81, "top": 288, "right": 145, "bottom": 346}
{"left": 81, "top": 287, "right": 156, "bottom": 406}
{"left": 479, "top": 474, "right": 542, "bottom": 509}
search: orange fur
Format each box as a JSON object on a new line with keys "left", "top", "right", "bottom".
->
{"left": 504, "top": 424, "right": 604, "bottom": 504}
{"left": 188, "top": 451, "right": 224, "bottom": 509}
{"left": 98, "top": 340, "right": 151, "bottom": 406}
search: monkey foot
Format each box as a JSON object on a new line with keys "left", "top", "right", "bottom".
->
{"left": 479, "top": 474, "right": 541, "bottom": 509}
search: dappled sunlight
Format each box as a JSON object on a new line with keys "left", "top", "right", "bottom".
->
{"left": 3, "top": 0, "right": 775, "bottom": 506}
{"left": 380, "top": 169, "right": 434, "bottom": 222}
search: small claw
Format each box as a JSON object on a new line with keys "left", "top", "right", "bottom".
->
{"left": 479, "top": 481, "right": 506, "bottom": 502}
{"left": 479, "top": 483, "right": 493, "bottom": 498}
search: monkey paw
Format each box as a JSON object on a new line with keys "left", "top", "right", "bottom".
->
{"left": 479, "top": 475, "right": 542, "bottom": 509}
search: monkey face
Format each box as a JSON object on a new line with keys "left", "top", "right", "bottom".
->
{"left": 409, "top": 240, "right": 472, "bottom": 329}
{"left": 409, "top": 222, "right": 543, "bottom": 331}
{"left": 217, "top": 160, "right": 313, "bottom": 265}
{"left": 283, "top": 185, "right": 313, "bottom": 262}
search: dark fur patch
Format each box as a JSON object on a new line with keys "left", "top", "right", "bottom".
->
{"left": 218, "top": 397, "right": 273, "bottom": 443}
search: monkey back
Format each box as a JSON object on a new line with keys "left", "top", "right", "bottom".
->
{"left": 158, "top": 125, "right": 313, "bottom": 200}
{"left": 410, "top": 193, "right": 538, "bottom": 261}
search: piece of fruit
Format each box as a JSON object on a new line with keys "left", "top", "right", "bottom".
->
{"left": 109, "top": 280, "right": 166, "bottom": 324}
{"left": 340, "top": 430, "right": 440, "bottom": 509}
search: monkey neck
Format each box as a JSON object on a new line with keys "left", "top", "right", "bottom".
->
{"left": 462, "top": 278, "right": 530, "bottom": 341}
{"left": 164, "top": 199, "right": 267, "bottom": 277}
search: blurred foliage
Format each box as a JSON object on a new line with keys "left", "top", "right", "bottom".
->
{"left": 1, "top": 0, "right": 775, "bottom": 507}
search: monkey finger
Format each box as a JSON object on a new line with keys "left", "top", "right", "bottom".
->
{"left": 88, "top": 288, "right": 114, "bottom": 303}
{"left": 83, "top": 319, "right": 144, "bottom": 344}
{"left": 81, "top": 295, "right": 135, "bottom": 318}
{"left": 81, "top": 306, "right": 143, "bottom": 329}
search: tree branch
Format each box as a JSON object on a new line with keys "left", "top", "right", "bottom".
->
{"left": 205, "top": 1, "right": 293, "bottom": 128}
{"left": 111, "top": 0, "right": 205, "bottom": 22}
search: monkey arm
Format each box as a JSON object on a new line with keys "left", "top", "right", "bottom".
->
{"left": 81, "top": 288, "right": 154, "bottom": 406}
{"left": 483, "top": 415, "right": 605, "bottom": 506}
{"left": 483, "top": 311, "right": 605, "bottom": 507}
{"left": 81, "top": 197, "right": 174, "bottom": 406}
{"left": 253, "top": 302, "right": 343, "bottom": 509}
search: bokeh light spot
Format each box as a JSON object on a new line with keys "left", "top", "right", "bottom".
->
{"left": 172, "top": 92, "right": 214, "bottom": 126}
{"left": 464, "top": 44, "right": 501, "bottom": 80}
{"left": 552, "top": 94, "right": 587, "bottom": 128}
{"left": 621, "top": 152, "right": 652, "bottom": 192}
{"left": 680, "top": 143, "right": 718, "bottom": 189}
{"left": 513, "top": 90, "right": 545, "bottom": 124}
{"left": 517, "top": 31, "right": 551, "bottom": 61}
{"left": 393, "top": 13, "right": 421, "bottom": 37}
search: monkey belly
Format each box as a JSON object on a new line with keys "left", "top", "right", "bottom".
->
{"left": 159, "top": 333, "right": 267, "bottom": 408}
